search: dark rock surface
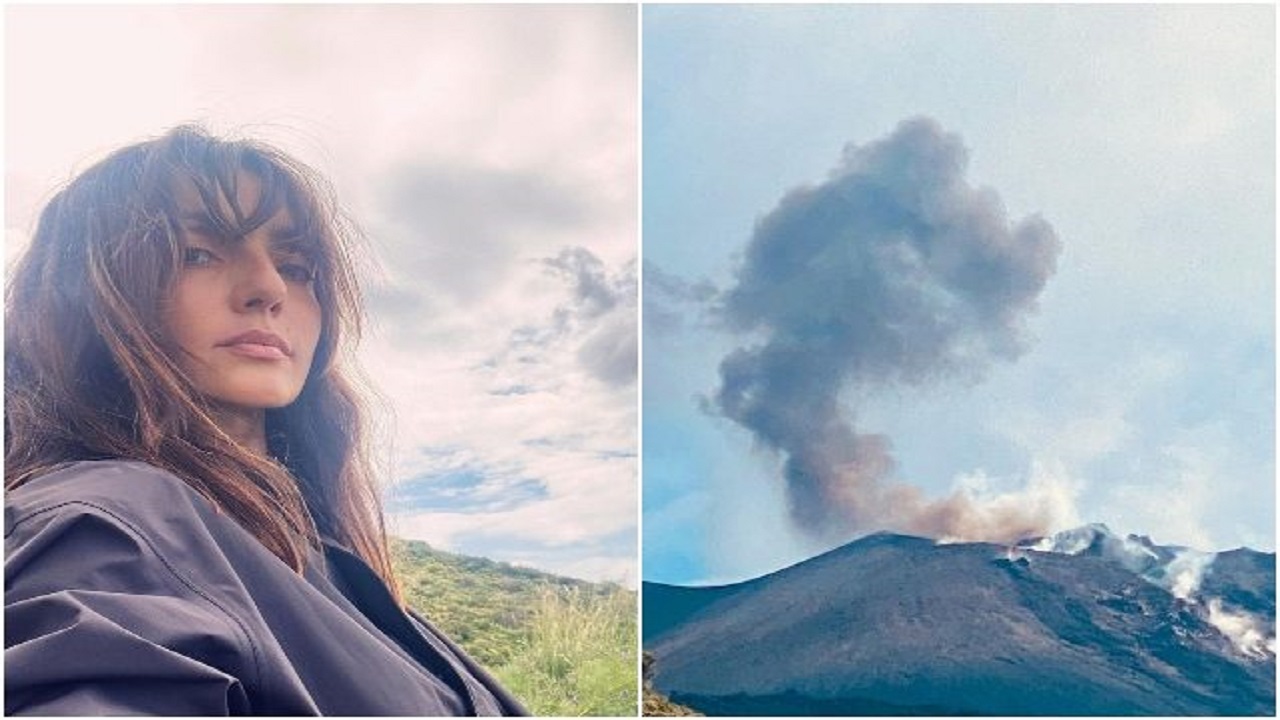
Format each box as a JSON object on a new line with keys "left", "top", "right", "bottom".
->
{"left": 644, "top": 531, "right": 1275, "bottom": 716}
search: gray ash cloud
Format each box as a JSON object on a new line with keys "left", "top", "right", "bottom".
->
{"left": 712, "top": 117, "right": 1062, "bottom": 543}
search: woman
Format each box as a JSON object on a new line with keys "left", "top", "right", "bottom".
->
{"left": 4, "top": 126, "right": 527, "bottom": 715}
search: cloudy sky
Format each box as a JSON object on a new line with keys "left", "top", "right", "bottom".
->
{"left": 643, "top": 5, "right": 1274, "bottom": 585}
{"left": 6, "top": 5, "right": 637, "bottom": 585}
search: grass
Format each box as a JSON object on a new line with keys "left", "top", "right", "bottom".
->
{"left": 493, "top": 585, "right": 637, "bottom": 716}
{"left": 390, "top": 537, "right": 637, "bottom": 716}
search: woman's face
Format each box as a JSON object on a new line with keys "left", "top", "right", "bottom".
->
{"left": 163, "top": 171, "right": 322, "bottom": 413}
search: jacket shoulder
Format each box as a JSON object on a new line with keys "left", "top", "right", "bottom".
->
{"left": 4, "top": 460, "right": 269, "bottom": 714}
{"left": 4, "top": 460, "right": 277, "bottom": 603}
{"left": 7, "top": 460, "right": 213, "bottom": 526}
{"left": 3, "top": 460, "right": 265, "bottom": 612}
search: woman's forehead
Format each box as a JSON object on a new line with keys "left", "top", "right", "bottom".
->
{"left": 172, "top": 168, "right": 298, "bottom": 233}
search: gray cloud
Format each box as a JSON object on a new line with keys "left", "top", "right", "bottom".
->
{"left": 544, "top": 247, "right": 628, "bottom": 319}
{"left": 713, "top": 117, "right": 1062, "bottom": 544}
{"left": 643, "top": 261, "right": 718, "bottom": 336}
{"left": 375, "top": 164, "right": 588, "bottom": 306}
{"left": 540, "top": 248, "right": 638, "bottom": 387}
{"left": 468, "top": 247, "right": 636, "bottom": 390}
{"left": 489, "top": 384, "right": 536, "bottom": 396}
{"left": 577, "top": 311, "right": 638, "bottom": 386}
{"left": 365, "top": 281, "right": 432, "bottom": 322}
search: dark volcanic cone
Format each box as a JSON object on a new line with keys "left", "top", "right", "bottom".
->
{"left": 644, "top": 533, "right": 1275, "bottom": 716}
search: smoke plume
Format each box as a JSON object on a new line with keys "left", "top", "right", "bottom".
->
{"left": 1165, "top": 549, "right": 1216, "bottom": 600}
{"left": 714, "top": 117, "right": 1062, "bottom": 544}
{"left": 1206, "top": 599, "right": 1277, "bottom": 658}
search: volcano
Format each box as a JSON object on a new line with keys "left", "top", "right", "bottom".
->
{"left": 643, "top": 526, "right": 1275, "bottom": 715}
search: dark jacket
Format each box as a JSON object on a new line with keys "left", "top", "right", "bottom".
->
{"left": 4, "top": 460, "right": 529, "bottom": 716}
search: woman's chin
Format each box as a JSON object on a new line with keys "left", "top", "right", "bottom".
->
{"left": 209, "top": 386, "right": 304, "bottom": 412}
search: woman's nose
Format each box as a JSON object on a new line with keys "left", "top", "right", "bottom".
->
{"left": 233, "top": 250, "right": 287, "bottom": 314}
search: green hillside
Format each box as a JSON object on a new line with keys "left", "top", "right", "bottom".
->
{"left": 390, "top": 537, "right": 637, "bottom": 716}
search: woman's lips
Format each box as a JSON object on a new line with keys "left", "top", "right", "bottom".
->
{"left": 217, "top": 330, "right": 292, "bottom": 360}
{"left": 223, "top": 342, "right": 289, "bottom": 360}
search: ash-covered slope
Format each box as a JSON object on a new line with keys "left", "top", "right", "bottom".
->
{"left": 644, "top": 528, "right": 1275, "bottom": 716}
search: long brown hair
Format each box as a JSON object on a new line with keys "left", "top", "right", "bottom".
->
{"left": 5, "top": 125, "right": 399, "bottom": 597}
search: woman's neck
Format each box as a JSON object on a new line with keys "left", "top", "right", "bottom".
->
{"left": 210, "top": 405, "right": 268, "bottom": 455}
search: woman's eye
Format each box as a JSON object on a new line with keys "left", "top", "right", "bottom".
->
{"left": 278, "top": 262, "right": 316, "bottom": 284}
{"left": 182, "top": 247, "right": 217, "bottom": 266}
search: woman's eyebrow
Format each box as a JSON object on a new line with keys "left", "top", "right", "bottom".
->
{"left": 267, "top": 224, "right": 304, "bottom": 241}
{"left": 268, "top": 231, "right": 315, "bottom": 257}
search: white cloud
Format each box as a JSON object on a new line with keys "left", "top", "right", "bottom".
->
{"left": 1107, "top": 429, "right": 1235, "bottom": 551}
{"left": 996, "top": 348, "right": 1184, "bottom": 469}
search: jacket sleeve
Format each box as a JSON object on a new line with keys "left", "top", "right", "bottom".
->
{"left": 5, "top": 502, "right": 257, "bottom": 715}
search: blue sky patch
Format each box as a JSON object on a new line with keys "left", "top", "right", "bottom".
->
{"left": 387, "top": 469, "right": 549, "bottom": 514}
